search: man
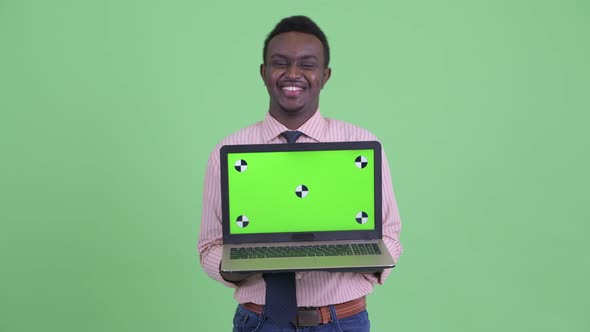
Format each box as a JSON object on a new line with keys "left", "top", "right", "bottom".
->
{"left": 198, "top": 15, "right": 402, "bottom": 331}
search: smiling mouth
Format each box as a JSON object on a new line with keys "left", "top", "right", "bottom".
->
{"left": 281, "top": 85, "right": 304, "bottom": 97}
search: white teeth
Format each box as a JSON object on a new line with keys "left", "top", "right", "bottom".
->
{"left": 282, "top": 86, "right": 303, "bottom": 91}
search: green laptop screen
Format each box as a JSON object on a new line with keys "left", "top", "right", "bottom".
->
{"left": 227, "top": 149, "right": 375, "bottom": 234}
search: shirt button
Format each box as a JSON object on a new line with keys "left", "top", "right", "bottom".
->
{"left": 296, "top": 273, "right": 302, "bottom": 280}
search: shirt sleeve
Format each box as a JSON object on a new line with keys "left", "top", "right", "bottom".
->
{"left": 197, "top": 148, "right": 237, "bottom": 288}
{"left": 363, "top": 148, "right": 403, "bottom": 284}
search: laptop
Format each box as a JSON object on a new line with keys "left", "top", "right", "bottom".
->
{"left": 220, "top": 141, "right": 395, "bottom": 273}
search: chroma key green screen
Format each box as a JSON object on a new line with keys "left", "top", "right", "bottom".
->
{"left": 227, "top": 149, "right": 375, "bottom": 234}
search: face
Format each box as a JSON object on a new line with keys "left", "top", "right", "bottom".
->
{"left": 261, "top": 32, "right": 331, "bottom": 120}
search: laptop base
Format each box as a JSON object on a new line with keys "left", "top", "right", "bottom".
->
{"left": 221, "top": 240, "right": 395, "bottom": 274}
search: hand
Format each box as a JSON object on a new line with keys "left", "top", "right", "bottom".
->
{"left": 361, "top": 269, "right": 384, "bottom": 275}
{"left": 219, "top": 263, "right": 257, "bottom": 283}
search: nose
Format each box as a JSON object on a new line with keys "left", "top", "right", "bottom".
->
{"left": 285, "top": 63, "right": 301, "bottom": 79}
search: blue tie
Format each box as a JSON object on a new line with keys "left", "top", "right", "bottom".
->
{"left": 281, "top": 130, "right": 303, "bottom": 144}
{"left": 262, "top": 131, "right": 302, "bottom": 326}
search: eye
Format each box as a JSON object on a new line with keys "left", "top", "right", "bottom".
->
{"left": 300, "top": 62, "right": 317, "bottom": 68}
{"left": 272, "top": 61, "right": 288, "bottom": 67}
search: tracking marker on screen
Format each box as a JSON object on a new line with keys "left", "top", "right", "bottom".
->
{"left": 295, "top": 184, "right": 309, "bottom": 198}
{"left": 234, "top": 159, "right": 248, "bottom": 172}
{"left": 356, "top": 211, "right": 368, "bottom": 224}
{"left": 236, "top": 215, "right": 249, "bottom": 227}
{"left": 355, "top": 156, "right": 368, "bottom": 169}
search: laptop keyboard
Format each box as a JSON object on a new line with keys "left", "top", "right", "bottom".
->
{"left": 229, "top": 243, "right": 382, "bottom": 260}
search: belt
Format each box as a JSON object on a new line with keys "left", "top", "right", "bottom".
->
{"left": 242, "top": 297, "right": 366, "bottom": 327}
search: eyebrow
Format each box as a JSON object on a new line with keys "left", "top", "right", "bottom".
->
{"left": 270, "top": 54, "right": 319, "bottom": 61}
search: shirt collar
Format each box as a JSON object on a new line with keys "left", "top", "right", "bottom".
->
{"left": 260, "top": 109, "right": 327, "bottom": 143}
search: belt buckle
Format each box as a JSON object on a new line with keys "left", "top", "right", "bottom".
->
{"left": 292, "top": 307, "right": 321, "bottom": 327}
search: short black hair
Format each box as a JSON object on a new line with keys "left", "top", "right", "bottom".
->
{"left": 263, "top": 15, "right": 330, "bottom": 67}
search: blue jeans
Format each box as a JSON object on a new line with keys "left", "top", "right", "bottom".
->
{"left": 232, "top": 304, "right": 371, "bottom": 332}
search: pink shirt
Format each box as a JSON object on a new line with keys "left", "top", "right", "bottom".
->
{"left": 198, "top": 111, "right": 403, "bottom": 306}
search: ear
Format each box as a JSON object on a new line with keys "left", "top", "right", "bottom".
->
{"left": 260, "top": 64, "right": 266, "bottom": 82}
{"left": 321, "top": 67, "right": 332, "bottom": 88}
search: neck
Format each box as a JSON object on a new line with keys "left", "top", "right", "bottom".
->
{"left": 268, "top": 104, "right": 318, "bottom": 130}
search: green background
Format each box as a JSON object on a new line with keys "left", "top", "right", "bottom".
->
{"left": 228, "top": 149, "right": 374, "bottom": 234}
{"left": 1, "top": 0, "right": 588, "bottom": 331}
